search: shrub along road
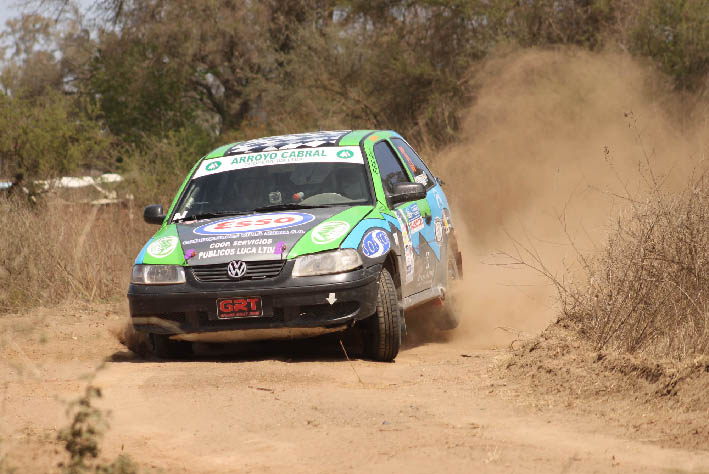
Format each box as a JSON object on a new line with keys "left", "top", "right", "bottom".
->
{"left": 1, "top": 303, "right": 708, "bottom": 473}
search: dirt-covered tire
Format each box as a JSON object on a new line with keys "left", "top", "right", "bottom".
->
{"left": 363, "top": 268, "right": 401, "bottom": 362}
{"left": 434, "top": 243, "right": 461, "bottom": 330}
{"left": 149, "top": 333, "right": 193, "bottom": 359}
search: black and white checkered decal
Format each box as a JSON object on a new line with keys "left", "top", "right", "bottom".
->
{"left": 225, "top": 130, "right": 351, "bottom": 156}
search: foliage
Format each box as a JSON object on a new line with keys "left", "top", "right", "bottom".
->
{"left": 0, "top": 7, "right": 94, "bottom": 98}
{"left": 0, "top": 91, "right": 112, "bottom": 178}
{"left": 57, "top": 383, "right": 138, "bottom": 474}
{"left": 498, "top": 0, "right": 618, "bottom": 49}
{"left": 0, "top": 0, "right": 706, "bottom": 181}
{"left": 631, "top": 0, "right": 709, "bottom": 91}
{"left": 58, "top": 385, "right": 109, "bottom": 473}
{"left": 560, "top": 171, "right": 709, "bottom": 359}
{"left": 87, "top": 32, "right": 198, "bottom": 143}
{"left": 121, "top": 127, "right": 214, "bottom": 206}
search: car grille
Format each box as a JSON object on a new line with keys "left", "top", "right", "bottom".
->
{"left": 191, "top": 260, "right": 285, "bottom": 282}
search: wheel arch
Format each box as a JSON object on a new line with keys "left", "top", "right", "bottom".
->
{"left": 382, "top": 251, "right": 402, "bottom": 300}
{"left": 448, "top": 229, "right": 463, "bottom": 279}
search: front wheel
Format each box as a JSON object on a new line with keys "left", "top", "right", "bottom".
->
{"left": 149, "top": 333, "right": 193, "bottom": 359}
{"left": 363, "top": 268, "right": 401, "bottom": 362}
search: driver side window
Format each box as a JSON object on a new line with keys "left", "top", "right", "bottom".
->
{"left": 373, "top": 141, "right": 411, "bottom": 198}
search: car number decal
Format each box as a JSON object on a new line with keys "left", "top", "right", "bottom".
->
{"left": 361, "top": 229, "right": 391, "bottom": 258}
{"left": 194, "top": 212, "right": 314, "bottom": 235}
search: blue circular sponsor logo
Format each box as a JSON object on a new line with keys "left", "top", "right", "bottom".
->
{"left": 194, "top": 212, "right": 315, "bottom": 235}
{"left": 361, "top": 229, "right": 390, "bottom": 258}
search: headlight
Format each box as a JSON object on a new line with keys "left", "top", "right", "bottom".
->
{"left": 292, "top": 249, "right": 362, "bottom": 277}
{"left": 131, "top": 265, "right": 186, "bottom": 285}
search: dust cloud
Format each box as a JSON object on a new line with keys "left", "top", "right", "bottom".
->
{"left": 437, "top": 48, "right": 708, "bottom": 348}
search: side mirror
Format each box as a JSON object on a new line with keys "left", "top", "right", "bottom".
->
{"left": 390, "top": 182, "right": 426, "bottom": 206}
{"left": 436, "top": 176, "right": 446, "bottom": 186}
{"left": 143, "top": 204, "right": 165, "bottom": 225}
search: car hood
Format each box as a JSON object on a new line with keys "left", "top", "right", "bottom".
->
{"left": 136, "top": 205, "right": 373, "bottom": 266}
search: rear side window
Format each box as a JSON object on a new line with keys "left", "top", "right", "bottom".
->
{"left": 373, "top": 141, "right": 411, "bottom": 197}
{"left": 390, "top": 138, "right": 435, "bottom": 190}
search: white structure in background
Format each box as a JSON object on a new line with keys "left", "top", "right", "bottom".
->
{"left": 34, "top": 173, "right": 123, "bottom": 190}
{"left": 1, "top": 174, "right": 126, "bottom": 205}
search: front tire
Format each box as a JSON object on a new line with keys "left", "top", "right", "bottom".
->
{"left": 363, "top": 268, "right": 401, "bottom": 362}
{"left": 150, "top": 333, "right": 193, "bottom": 359}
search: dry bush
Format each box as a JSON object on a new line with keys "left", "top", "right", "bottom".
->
{"left": 556, "top": 171, "right": 709, "bottom": 360}
{"left": 58, "top": 382, "right": 138, "bottom": 474}
{"left": 0, "top": 197, "right": 154, "bottom": 312}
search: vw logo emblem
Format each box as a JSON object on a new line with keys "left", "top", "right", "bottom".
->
{"left": 226, "top": 260, "right": 247, "bottom": 279}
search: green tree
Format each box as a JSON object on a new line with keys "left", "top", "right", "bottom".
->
{"left": 0, "top": 91, "right": 112, "bottom": 178}
{"left": 632, "top": 0, "right": 708, "bottom": 91}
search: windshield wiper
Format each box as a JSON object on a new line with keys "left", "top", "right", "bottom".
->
{"left": 174, "top": 210, "right": 250, "bottom": 223}
{"left": 251, "top": 203, "right": 345, "bottom": 212}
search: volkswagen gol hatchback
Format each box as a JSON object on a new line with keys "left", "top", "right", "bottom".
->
{"left": 129, "top": 130, "right": 462, "bottom": 361}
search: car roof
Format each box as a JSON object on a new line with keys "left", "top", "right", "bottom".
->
{"left": 205, "top": 130, "right": 397, "bottom": 159}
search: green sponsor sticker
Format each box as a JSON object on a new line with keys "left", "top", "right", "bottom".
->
{"left": 311, "top": 221, "right": 350, "bottom": 244}
{"left": 206, "top": 161, "right": 221, "bottom": 171}
{"left": 337, "top": 149, "right": 354, "bottom": 159}
{"left": 146, "top": 236, "right": 179, "bottom": 258}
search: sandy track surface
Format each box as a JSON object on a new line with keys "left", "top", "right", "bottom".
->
{"left": 1, "top": 304, "right": 708, "bottom": 473}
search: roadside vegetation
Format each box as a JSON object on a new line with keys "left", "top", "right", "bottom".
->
{"left": 560, "top": 173, "right": 709, "bottom": 360}
{"left": 504, "top": 143, "right": 709, "bottom": 447}
{"left": 0, "top": 0, "right": 706, "bottom": 191}
{"left": 58, "top": 380, "right": 137, "bottom": 474}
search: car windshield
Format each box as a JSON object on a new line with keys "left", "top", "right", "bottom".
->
{"left": 172, "top": 150, "right": 372, "bottom": 222}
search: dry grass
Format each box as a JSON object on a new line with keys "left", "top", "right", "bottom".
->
{"left": 557, "top": 171, "right": 709, "bottom": 360}
{"left": 503, "top": 164, "right": 709, "bottom": 447}
{"left": 510, "top": 169, "right": 709, "bottom": 361}
{"left": 0, "top": 196, "right": 154, "bottom": 312}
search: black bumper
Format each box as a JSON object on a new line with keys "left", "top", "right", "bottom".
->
{"left": 127, "top": 261, "right": 382, "bottom": 336}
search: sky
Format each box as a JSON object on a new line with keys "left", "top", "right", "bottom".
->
{"left": 1, "top": 1, "right": 24, "bottom": 31}
{"left": 0, "top": 0, "right": 94, "bottom": 32}
{"left": 1, "top": 1, "right": 41, "bottom": 31}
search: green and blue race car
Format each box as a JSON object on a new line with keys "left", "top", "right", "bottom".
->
{"left": 128, "top": 130, "right": 462, "bottom": 361}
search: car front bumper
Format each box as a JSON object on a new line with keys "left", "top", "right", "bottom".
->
{"left": 127, "top": 261, "right": 382, "bottom": 341}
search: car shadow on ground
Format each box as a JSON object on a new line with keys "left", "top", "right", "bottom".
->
{"left": 107, "top": 310, "right": 454, "bottom": 364}
{"left": 107, "top": 329, "right": 365, "bottom": 364}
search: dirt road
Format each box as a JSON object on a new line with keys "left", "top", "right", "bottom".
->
{"left": 1, "top": 303, "right": 708, "bottom": 473}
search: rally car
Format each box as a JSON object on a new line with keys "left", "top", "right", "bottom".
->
{"left": 128, "top": 130, "right": 462, "bottom": 361}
